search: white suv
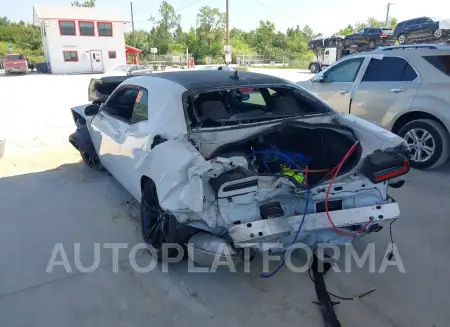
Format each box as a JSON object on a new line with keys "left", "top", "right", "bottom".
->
{"left": 299, "top": 44, "right": 450, "bottom": 169}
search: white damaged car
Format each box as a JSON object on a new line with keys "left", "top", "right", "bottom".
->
{"left": 69, "top": 71, "right": 410, "bottom": 264}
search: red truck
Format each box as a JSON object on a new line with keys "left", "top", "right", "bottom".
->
{"left": 3, "top": 54, "right": 29, "bottom": 75}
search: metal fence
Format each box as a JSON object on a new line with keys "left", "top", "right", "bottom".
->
{"left": 141, "top": 54, "right": 194, "bottom": 66}
{"left": 235, "top": 53, "right": 312, "bottom": 69}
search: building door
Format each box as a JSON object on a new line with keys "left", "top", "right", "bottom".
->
{"left": 90, "top": 50, "right": 103, "bottom": 72}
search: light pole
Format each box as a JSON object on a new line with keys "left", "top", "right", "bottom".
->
{"left": 385, "top": 2, "right": 395, "bottom": 27}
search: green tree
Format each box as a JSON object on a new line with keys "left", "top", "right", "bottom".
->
{"left": 71, "top": 0, "right": 95, "bottom": 7}
{"left": 195, "top": 6, "right": 226, "bottom": 59}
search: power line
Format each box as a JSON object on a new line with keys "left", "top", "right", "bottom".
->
{"left": 131, "top": 0, "right": 204, "bottom": 24}
{"left": 176, "top": 0, "right": 204, "bottom": 12}
{"left": 255, "top": 0, "right": 298, "bottom": 23}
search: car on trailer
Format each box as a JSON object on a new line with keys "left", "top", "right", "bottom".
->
{"left": 343, "top": 27, "right": 397, "bottom": 49}
{"left": 299, "top": 44, "right": 450, "bottom": 169}
{"left": 308, "top": 34, "right": 345, "bottom": 50}
{"left": 394, "top": 17, "right": 450, "bottom": 44}
{"left": 69, "top": 70, "right": 410, "bottom": 265}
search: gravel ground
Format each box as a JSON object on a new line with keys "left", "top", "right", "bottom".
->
{"left": 1, "top": 71, "right": 450, "bottom": 327}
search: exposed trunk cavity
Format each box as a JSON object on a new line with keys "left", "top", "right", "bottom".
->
{"left": 208, "top": 122, "right": 362, "bottom": 186}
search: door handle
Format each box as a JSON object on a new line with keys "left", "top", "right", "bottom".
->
{"left": 391, "top": 88, "right": 406, "bottom": 93}
{"left": 340, "top": 89, "right": 349, "bottom": 94}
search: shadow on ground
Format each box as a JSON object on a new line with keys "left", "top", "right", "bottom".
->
{"left": 0, "top": 161, "right": 450, "bottom": 326}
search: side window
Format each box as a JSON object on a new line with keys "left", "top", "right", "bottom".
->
{"left": 422, "top": 55, "right": 450, "bottom": 76}
{"left": 415, "top": 18, "right": 427, "bottom": 24}
{"left": 362, "top": 57, "right": 418, "bottom": 82}
{"left": 104, "top": 87, "right": 139, "bottom": 121}
{"left": 323, "top": 58, "right": 364, "bottom": 83}
{"left": 130, "top": 89, "right": 149, "bottom": 124}
{"left": 238, "top": 88, "right": 266, "bottom": 106}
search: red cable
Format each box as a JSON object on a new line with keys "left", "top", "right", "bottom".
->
{"left": 325, "top": 141, "right": 373, "bottom": 237}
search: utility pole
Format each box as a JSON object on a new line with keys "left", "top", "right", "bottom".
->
{"left": 385, "top": 2, "right": 394, "bottom": 27}
{"left": 226, "top": 0, "right": 230, "bottom": 46}
{"left": 130, "top": 2, "right": 136, "bottom": 47}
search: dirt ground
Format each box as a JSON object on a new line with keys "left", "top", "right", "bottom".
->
{"left": 1, "top": 71, "right": 450, "bottom": 327}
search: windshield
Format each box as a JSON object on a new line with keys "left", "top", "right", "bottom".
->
{"left": 5, "top": 54, "right": 24, "bottom": 60}
{"left": 113, "top": 65, "right": 129, "bottom": 72}
{"left": 189, "top": 86, "right": 330, "bottom": 128}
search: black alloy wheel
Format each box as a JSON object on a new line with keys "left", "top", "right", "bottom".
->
{"left": 140, "top": 181, "right": 184, "bottom": 262}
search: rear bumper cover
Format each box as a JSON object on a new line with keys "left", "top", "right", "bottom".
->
{"left": 228, "top": 202, "right": 399, "bottom": 247}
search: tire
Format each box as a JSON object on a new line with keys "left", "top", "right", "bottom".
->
{"left": 80, "top": 151, "right": 103, "bottom": 170}
{"left": 140, "top": 181, "right": 190, "bottom": 263}
{"left": 368, "top": 39, "right": 376, "bottom": 49}
{"left": 433, "top": 29, "right": 443, "bottom": 39}
{"left": 398, "top": 119, "right": 450, "bottom": 169}
{"left": 309, "top": 62, "right": 319, "bottom": 73}
{"left": 398, "top": 34, "right": 406, "bottom": 44}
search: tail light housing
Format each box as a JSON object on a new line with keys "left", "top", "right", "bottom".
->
{"left": 380, "top": 33, "right": 388, "bottom": 38}
{"left": 361, "top": 150, "right": 410, "bottom": 184}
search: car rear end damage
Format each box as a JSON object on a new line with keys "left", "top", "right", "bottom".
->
{"left": 146, "top": 116, "right": 409, "bottom": 257}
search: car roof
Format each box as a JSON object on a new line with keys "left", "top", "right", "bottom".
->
{"left": 149, "top": 70, "right": 289, "bottom": 90}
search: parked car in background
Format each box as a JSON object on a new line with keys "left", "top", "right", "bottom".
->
{"left": 298, "top": 44, "right": 450, "bottom": 169}
{"left": 308, "top": 34, "right": 344, "bottom": 49}
{"left": 69, "top": 70, "right": 409, "bottom": 264}
{"left": 394, "top": 17, "right": 450, "bottom": 44}
{"left": 343, "top": 27, "right": 396, "bottom": 49}
{"left": 101, "top": 64, "right": 153, "bottom": 77}
{"left": 2, "top": 54, "right": 28, "bottom": 75}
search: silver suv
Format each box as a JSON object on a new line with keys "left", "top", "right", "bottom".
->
{"left": 299, "top": 44, "right": 450, "bottom": 169}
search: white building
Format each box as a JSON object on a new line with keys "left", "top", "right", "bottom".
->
{"left": 33, "top": 5, "right": 129, "bottom": 74}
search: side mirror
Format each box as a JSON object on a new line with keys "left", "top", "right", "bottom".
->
{"left": 84, "top": 104, "right": 100, "bottom": 116}
{"left": 312, "top": 73, "right": 325, "bottom": 83}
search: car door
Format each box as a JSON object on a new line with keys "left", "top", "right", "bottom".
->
{"left": 90, "top": 86, "right": 140, "bottom": 177}
{"left": 353, "top": 29, "right": 366, "bottom": 45}
{"left": 350, "top": 56, "right": 421, "bottom": 129}
{"left": 407, "top": 18, "right": 428, "bottom": 38}
{"left": 421, "top": 17, "right": 439, "bottom": 38}
{"left": 308, "top": 56, "right": 366, "bottom": 113}
{"left": 114, "top": 88, "right": 151, "bottom": 200}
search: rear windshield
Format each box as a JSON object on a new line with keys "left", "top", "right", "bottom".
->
{"left": 381, "top": 28, "right": 393, "bottom": 33}
{"left": 188, "top": 86, "right": 330, "bottom": 128}
{"left": 422, "top": 55, "right": 450, "bottom": 76}
{"left": 5, "top": 54, "right": 24, "bottom": 60}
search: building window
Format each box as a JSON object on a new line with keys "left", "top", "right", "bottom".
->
{"left": 63, "top": 51, "right": 78, "bottom": 62}
{"left": 78, "top": 21, "right": 95, "bottom": 36}
{"left": 97, "top": 22, "right": 113, "bottom": 36}
{"left": 108, "top": 51, "right": 117, "bottom": 59}
{"left": 59, "top": 20, "right": 76, "bottom": 35}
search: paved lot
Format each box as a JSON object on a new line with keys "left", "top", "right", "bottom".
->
{"left": 1, "top": 71, "right": 450, "bottom": 327}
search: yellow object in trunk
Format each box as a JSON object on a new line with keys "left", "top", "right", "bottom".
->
{"left": 281, "top": 166, "right": 305, "bottom": 184}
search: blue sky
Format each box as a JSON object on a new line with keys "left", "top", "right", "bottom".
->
{"left": 2, "top": 0, "right": 449, "bottom": 36}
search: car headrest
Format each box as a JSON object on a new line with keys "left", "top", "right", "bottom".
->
{"left": 200, "top": 101, "right": 231, "bottom": 121}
